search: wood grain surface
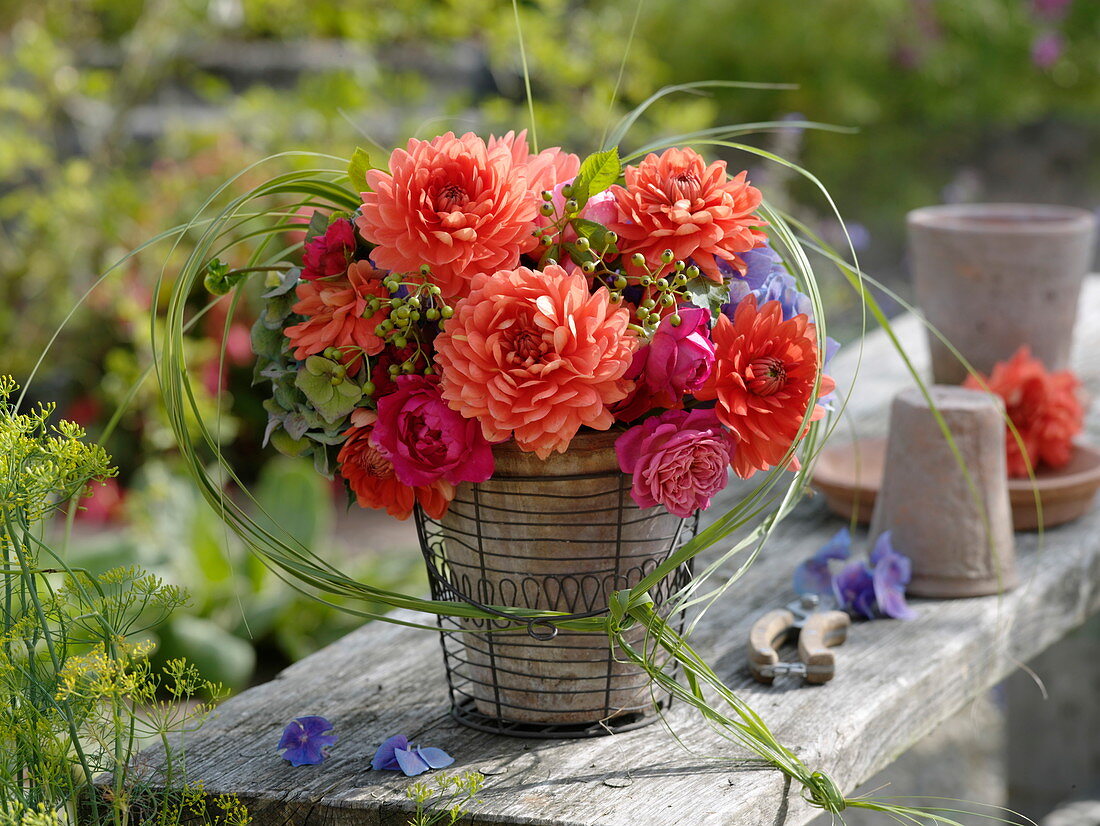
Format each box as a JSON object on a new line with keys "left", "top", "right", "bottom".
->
{"left": 132, "top": 279, "right": 1100, "bottom": 825}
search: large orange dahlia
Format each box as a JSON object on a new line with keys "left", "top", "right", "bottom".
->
{"left": 963, "top": 346, "right": 1084, "bottom": 477}
{"left": 434, "top": 264, "right": 637, "bottom": 459}
{"left": 608, "top": 147, "right": 766, "bottom": 281}
{"left": 696, "top": 296, "right": 834, "bottom": 479}
{"left": 356, "top": 132, "right": 540, "bottom": 301}
{"left": 284, "top": 260, "right": 388, "bottom": 374}
{"left": 337, "top": 409, "right": 454, "bottom": 520}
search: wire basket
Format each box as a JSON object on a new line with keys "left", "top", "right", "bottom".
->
{"left": 414, "top": 430, "right": 696, "bottom": 738}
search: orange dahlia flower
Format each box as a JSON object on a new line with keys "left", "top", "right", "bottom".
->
{"left": 608, "top": 147, "right": 766, "bottom": 281}
{"left": 284, "top": 260, "right": 388, "bottom": 375}
{"left": 488, "top": 130, "right": 580, "bottom": 197}
{"left": 696, "top": 296, "right": 834, "bottom": 479}
{"left": 337, "top": 409, "right": 454, "bottom": 520}
{"left": 356, "top": 132, "right": 540, "bottom": 301}
{"left": 963, "top": 346, "right": 1084, "bottom": 477}
{"left": 434, "top": 264, "right": 637, "bottom": 459}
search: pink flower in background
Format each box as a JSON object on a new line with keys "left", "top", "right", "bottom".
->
{"left": 616, "top": 408, "right": 738, "bottom": 517}
{"left": 1031, "top": 31, "right": 1063, "bottom": 68}
{"left": 302, "top": 219, "right": 356, "bottom": 281}
{"left": 615, "top": 306, "right": 716, "bottom": 422}
{"left": 488, "top": 130, "right": 580, "bottom": 196}
{"left": 372, "top": 375, "right": 494, "bottom": 487}
{"left": 76, "top": 477, "right": 125, "bottom": 525}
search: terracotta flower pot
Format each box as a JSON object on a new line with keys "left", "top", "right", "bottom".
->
{"left": 908, "top": 203, "right": 1096, "bottom": 385}
{"left": 416, "top": 430, "right": 694, "bottom": 733}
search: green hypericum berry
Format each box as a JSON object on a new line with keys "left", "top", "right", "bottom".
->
{"left": 631, "top": 253, "right": 646, "bottom": 268}
{"left": 605, "top": 231, "right": 618, "bottom": 244}
{"left": 401, "top": 362, "right": 416, "bottom": 374}
{"left": 661, "top": 293, "right": 676, "bottom": 307}
{"left": 686, "top": 266, "right": 700, "bottom": 280}
{"left": 564, "top": 199, "right": 579, "bottom": 215}
{"left": 410, "top": 310, "right": 421, "bottom": 322}
{"left": 660, "top": 249, "right": 674, "bottom": 264}
{"left": 641, "top": 298, "right": 655, "bottom": 310}
{"left": 323, "top": 347, "right": 340, "bottom": 359}
{"left": 330, "top": 376, "right": 342, "bottom": 386}
{"left": 390, "top": 297, "right": 404, "bottom": 309}
{"left": 426, "top": 308, "right": 441, "bottom": 321}
{"left": 561, "top": 184, "right": 573, "bottom": 198}
{"left": 428, "top": 284, "right": 442, "bottom": 295}
{"left": 575, "top": 236, "right": 591, "bottom": 250}
{"left": 419, "top": 264, "right": 431, "bottom": 276}
{"left": 440, "top": 306, "right": 454, "bottom": 319}
{"left": 581, "top": 261, "right": 596, "bottom": 274}
{"left": 395, "top": 306, "right": 410, "bottom": 320}
{"left": 374, "top": 324, "right": 386, "bottom": 336}
{"left": 635, "top": 307, "right": 648, "bottom": 320}
{"left": 669, "top": 314, "right": 682, "bottom": 327}
{"left": 540, "top": 235, "right": 553, "bottom": 246}
{"left": 673, "top": 260, "right": 686, "bottom": 272}
{"left": 541, "top": 189, "right": 554, "bottom": 202}
{"left": 363, "top": 381, "right": 376, "bottom": 396}
{"left": 656, "top": 278, "right": 669, "bottom": 290}
{"left": 640, "top": 275, "right": 653, "bottom": 287}
{"left": 380, "top": 319, "right": 395, "bottom": 332}
{"left": 609, "top": 292, "right": 622, "bottom": 302}
{"left": 388, "top": 364, "right": 400, "bottom": 376}
{"left": 384, "top": 278, "right": 399, "bottom": 291}
{"left": 407, "top": 296, "right": 421, "bottom": 309}
{"left": 539, "top": 202, "right": 555, "bottom": 217}
{"left": 674, "top": 272, "right": 688, "bottom": 287}
{"left": 613, "top": 275, "right": 628, "bottom": 290}
{"left": 423, "top": 366, "right": 434, "bottom": 375}
{"left": 647, "top": 311, "right": 662, "bottom": 325}
{"left": 393, "top": 336, "right": 408, "bottom": 348}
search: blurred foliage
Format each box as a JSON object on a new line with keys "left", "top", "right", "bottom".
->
{"left": 0, "top": 0, "right": 1096, "bottom": 682}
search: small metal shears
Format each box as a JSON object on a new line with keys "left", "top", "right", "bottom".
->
{"left": 748, "top": 593, "right": 851, "bottom": 685}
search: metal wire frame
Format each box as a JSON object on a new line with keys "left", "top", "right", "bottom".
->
{"left": 415, "top": 466, "right": 698, "bottom": 738}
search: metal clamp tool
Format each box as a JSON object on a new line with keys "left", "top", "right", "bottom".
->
{"left": 748, "top": 594, "right": 850, "bottom": 685}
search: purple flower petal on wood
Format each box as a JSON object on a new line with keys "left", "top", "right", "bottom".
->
{"left": 871, "top": 532, "right": 918, "bottom": 620}
{"left": 395, "top": 747, "right": 431, "bottom": 776}
{"left": 278, "top": 716, "right": 337, "bottom": 766}
{"left": 793, "top": 528, "right": 852, "bottom": 597}
{"left": 833, "top": 560, "right": 877, "bottom": 620}
{"left": 415, "top": 746, "right": 455, "bottom": 770}
{"left": 370, "top": 734, "right": 408, "bottom": 771}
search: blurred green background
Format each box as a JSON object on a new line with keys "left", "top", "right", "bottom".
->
{"left": 1, "top": 0, "right": 1096, "bottom": 690}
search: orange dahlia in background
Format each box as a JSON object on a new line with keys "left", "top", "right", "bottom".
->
{"left": 284, "top": 260, "right": 388, "bottom": 374}
{"left": 337, "top": 409, "right": 454, "bottom": 520}
{"left": 488, "top": 130, "right": 580, "bottom": 198}
{"left": 696, "top": 295, "right": 833, "bottom": 479}
{"left": 356, "top": 132, "right": 540, "bottom": 301}
{"left": 963, "top": 346, "right": 1084, "bottom": 477}
{"left": 434, "top": 264, "right": 636, "bottom": 459}
{"left": 608, "top": 147, "right": 766, "bottom": 281}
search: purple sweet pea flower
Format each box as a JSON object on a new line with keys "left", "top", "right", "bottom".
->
{"left": 278, "top": 716, "right": 337, "bottom": 766}
{"left": 870, "top": 531, "right": 918, "bottom": 620}
{"left": 792, "top": 528, "right": 852, "bottom": 598}
{"left": 371, "top": 734, "right": 454, "bottom": 777}
{"left": 833, "top": 560, "right": 878, "bottom": 621}
{"left": 721, "top": 245, "right": 815, "bottom": 324}
{"left": 614, "top": 306, "right": 716, "bottom": 422}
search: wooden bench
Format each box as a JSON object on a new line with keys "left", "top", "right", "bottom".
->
{"left": 141, "top": 278, "right": 1100, "bottom": 825}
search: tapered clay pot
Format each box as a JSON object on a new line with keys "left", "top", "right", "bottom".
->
{"left": 420, "top": 430, "right": 693, "bottom": 729}
{"left": 870, "top": 386, "right": 1018, "bottom": 598}
{"left": 908, "top": 203, "right": 1096, "bottom": 385}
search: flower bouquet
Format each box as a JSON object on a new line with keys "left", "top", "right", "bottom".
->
{"left": 246, "top": 131, "right": 835, "bottom": 728}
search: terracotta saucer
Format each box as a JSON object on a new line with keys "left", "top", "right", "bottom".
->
{"left": 810, "top": 438, "right": 1100, "bottom": 531}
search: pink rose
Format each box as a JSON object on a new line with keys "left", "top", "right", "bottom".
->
{"left": 616, "top": 408, "right": 737, "bottom": 518}
{"left": 615, "top": 306, "right": 716, "bottom": 422}
{"left": 372, "top": 375, "right": 495, "bottom": 486}
{"left": 302, "top": 218, "right": 356, "bottom": 281}
{"left": 544, "top": 180, "right": 622, "bottom": 235}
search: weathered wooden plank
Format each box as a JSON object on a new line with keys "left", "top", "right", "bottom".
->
{"left": 138, "top": 278, "right": 1100, "bottom": 825}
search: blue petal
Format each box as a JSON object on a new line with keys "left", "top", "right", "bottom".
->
{"left": 371, "top": 734, "right": 408, "bottom": 771}
{"left": 415, "top": 747, "right": 454, "bottom": 769}
{"left": 296, "top": 716, "right": 335, "bottom": 739}
{"left": 395, "top": 747, "right": 431, "bottom": 777}
{"left": 278, "top": 717, "right": 337, "bottom": 767}
{"left": 793, "top": 528, "right": 852, "bottom": 597}
{"left": 872, "top": 539, "right": 917, "bottom": 621}
{"left": 833, "top": 560, "right": 876, "bottom": 620}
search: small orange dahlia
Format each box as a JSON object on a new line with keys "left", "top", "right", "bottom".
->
{"left": 608, "top": 147, "right": 766, "bottom": 281}
{"left": 337, "top": 409, "right": 454, "bottom": 520}
{"left": 488, "top": 130, "right": 580, "bottom": 197}
{"left": 284, "top": 260, "right": 388, "bottom": 374}
{"left": 356, "top": 132, "right": 540, "bottom": 301}
{"left": 434, "top": 264, "right": 637, "bottom": 459}
{"left": 696, "top": 296, "right": 834, "bottom": 479}
{"left": 963, "top": 346, "right": 1084, "bottom": 477}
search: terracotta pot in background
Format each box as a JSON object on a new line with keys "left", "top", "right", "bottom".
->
{"left": 420, "top": 430, "right": 693, "bottom": 731}
{"left": 908, "top": 203, "right": 1096, "bottom": 385}
{"left": 870, "top": 386, "right": 1018, "bottom": 598}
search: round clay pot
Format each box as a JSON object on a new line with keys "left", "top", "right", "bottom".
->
{"left": 870, "top": 386, "right": 1018, "bottom": 598}
{"left": 908, "top": 203, "right": 1096, "bottom": 385}
{"left": 425, "top": 430, "right": 693, "bottom": 728}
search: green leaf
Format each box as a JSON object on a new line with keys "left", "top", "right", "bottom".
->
{"left": 294, "top": 362, "right": 362, "bottom": 424}
{"left": 571, "top": 148, "right": 621, "bottom": 207}
{"left": 348, "top": 147, "right": 373, "bottom": 194}
{"left": 685, "top": 277, "right": 731, "bottom": 318}
{"left": 305, "top": 209, "right": 329, "bottom": 242}
{"left": 251, "top": 316, "right": 287, "bottom": 361}
{"left": 261, "top": 267, "right": 300, "bottom": 298}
